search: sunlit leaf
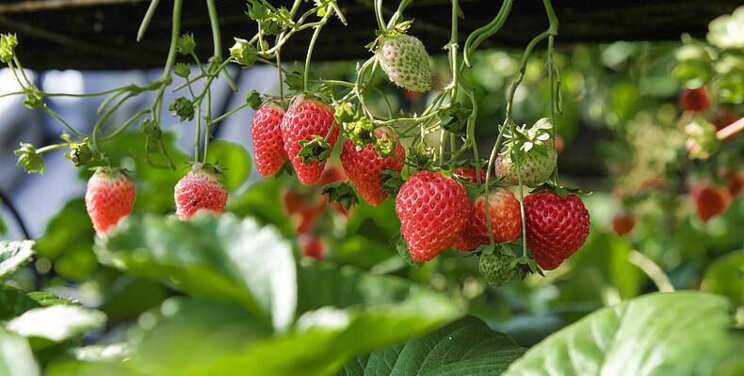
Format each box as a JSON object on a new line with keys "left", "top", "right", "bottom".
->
{"left": 0, "top": 329, "right": 39, "bottom": 376}
{"left": 338, "top": 316, "right": 524, "bottom": 375}
{"left": 505, "top": 292, "right": 744, "bottom": 376}
{"left": 97, "top": 213, "right": 297, "bottom": 331}
{"left": 7, "top": 305, "right": 106, "bottom": 342}
{"left": 0, "top": 240, "right": 34, "bottom": 278}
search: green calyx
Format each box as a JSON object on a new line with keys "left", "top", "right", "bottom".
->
{"left": 14, "top": 143, "right": 44, "bottom": 174}
{"left": 0, "top": 33, "right": 18, "bottom": 63}
{"left": 298, "top": 135, "right": 333, "bottom": 164}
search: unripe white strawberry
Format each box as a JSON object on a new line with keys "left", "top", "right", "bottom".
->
{"left": 377, "top": 35, "right": 432, "bottom": 93}
{"left": 495, "top": 147, "right": 557, "bottom": 187}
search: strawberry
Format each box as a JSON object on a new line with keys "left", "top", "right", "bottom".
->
{"left": 611, "top": 213, "right": 637, "bottom": 236}
{"left": 85, "top": 167, "right": 136, "bottom": 236}
{"left": 174, "top": 164, "right": 228, "bottom": 220}
{"left": 479, "top": 252, "right": 519, "bottom": 286}
{"left": 712, "top": 108, "right": 739, "bottom": 131}
{"left": 280, "top": 96, "right": 339, "bottom": 185}
{"left": 524, "top": 191, "right": 590, "bottom": 271}
{"left": 377, "top": 34, "right": 432, "bottom": 92}
{"left": 341, "top": 132, "right": 405, "bottom": 206}
{"left": 451, "top": 224, "right": 484, "bottom": 252}
{"left": 395, "top": 171, "right": 470, "bottom": 262}
{"left": 453, "top": 166, "right": 486, "bottom": 184}
{"left": 679, "top": 87, "right": 711, "bottom": 112}
{"left": 251, "top": 101, "right": 286, "bottom": 176}
{"left": 471, "top": 189, "right": 522, "bottom": 243}
{"left": 283, "top": 189, "right": 305, "bottom": 214}
{"left": 453, "top": 189, "right": 522, "bottom": 252}
{"left": 318, "top": 165, "right": 346, "bottom": 186}
{"left": 295, "top": 203, "right": 324, "bottom": 234}
{"left": 495, "top": 148, "right": 557, "bottom": 187}
{"left": 722, "top": 170, "right": 744, "bottom": 197}
{"left": 495, "top": 119, "right": 557, "bottom": 187}
{"left": 691, "top": 184, "right": 730, "bottom": 223}
{"left": 299, "top": 234, "right": 324, "bottom": 260}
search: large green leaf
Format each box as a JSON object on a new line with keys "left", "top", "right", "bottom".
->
{"left": 126, "top": 298, "right": 271, "bottom": 375}
{"left": 206, "top": 140, "right": 252, "bottom": 192}
{"left": 125, "top": 262, "right": 461, "bottom": 375}
{"left": 0, "top": 240, "right": 34, "bottom": 278}
{"left": 96, "top": 213, "right": 297, "bottom": 330}
{"left": 337, "top": 316, "right": 525, "bottom": 376}
{"left": 505, "top": 292, "right": 744, "bottom": 376}
{"left": 0, "top": 329, "right": 39, "bottom": 376}
{"left": 0, "top": 284, "right": 41, "bottom": 320}
{"left": 702, "top": 250, "right": 744, "bottom": 306}
{"left": 7, "top": 305, "right": 106, "bottom": 342}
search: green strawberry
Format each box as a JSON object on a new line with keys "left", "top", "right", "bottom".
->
{"left": 478, "top": 252, "right": 519, "bottom": 286}
{"left": 495, "top": 118, "right": 557, "bottom": 187}
{"left": 377, "top": 34, "right": 432, "bottom": 92}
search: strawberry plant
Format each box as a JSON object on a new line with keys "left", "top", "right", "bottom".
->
{"left": 0, "top": 1, "right": 743, "bottom": 375}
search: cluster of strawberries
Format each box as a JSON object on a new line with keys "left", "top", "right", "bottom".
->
{"left": 85, "top": 164, "right": 227, "bottom": 236}
{"left": 252, "top": 94, "right": 591, "bottom": 273}
{"left": 612, "top": 86, "right": 742, "bottom": 236}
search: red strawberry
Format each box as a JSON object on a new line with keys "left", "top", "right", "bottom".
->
{"left": 691, "top": 184, "right": 730, "bottom": 223}
{"left": 722, "top": 170, "right": 744, "bottom": 197}
{"left": 712, "top": 108, "right": 739, "bottom": 131}
{"left": 85, "top": 168, "right": 136, "bottom": 236}
{"left": 318, "top": 165, "right": 346, "bottom": 186}
{"left": 341, "top": 132, "right": 405, "bottom": 206}
{"left": 283, "top": 189, "right": 305, "bottom": 214}
{"left": 280, "top": 96, "right": 339, "bottom": 185}
{"left": 295, "top": 203, "right": 324, "bottom": 234}
{"left": 395, "top": 171, "right": 470, "bottom": 262}
{"left": 451, "top": 222, "right": 484, "bottom": 252}
{"left": 611, "top": 213, "right": 636, "bottom": 236}
{"left": 453, "top": 166, "right": 486, "bottom": 184}
{"left": 174, "top": 164, "right": 228, "bottom": 220}
{"left": 299, "top": 234, "right": 324, "bottom": 260}
{"left": 251, "top": 101, "right": 286, "bottom": 176}
{"left": 679, "top": 87, "right": 711, "bottom": 112}
{"left": 524, "top": 191, "right": 590, "bottom": 271}
{"left": 453, "top": 189, "right": 522, "bottom": 252}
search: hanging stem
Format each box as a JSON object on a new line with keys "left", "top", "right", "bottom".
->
{"left": 374, "top": 0, "right": 386, "bottom": 31}
{"left": 206, "top": 0, "right": 222, "bottom": 60}
{"left": 303, "top": 8, "right": 333, "bottom": 92}
{"left": 159, "top": 0, "right": 183, "bottom": 81}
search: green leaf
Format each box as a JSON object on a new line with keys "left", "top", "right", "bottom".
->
{"left": 27, "top": 291, "right": 77, "bottom": 307}
{"left": 206, "top": 141, "right": 252, "bottom": 192}
{"left": 127, "top": 298, "right": 271, "bottom": 375}
{"left": 702, "top": 250, "right": 744, "bottom": 306}
{"left": 100, "top": 277, "right": 167, "bottom": 321}
{"left": 338, "top": 316, "right": 524, "bottom": 375}
{"left": 505, "top": 292, "right": 744, "bottom": 376}
{"left": 0, "top": 329, "right": 39, "bottom": 376}
{"left": 7, "top": 305, "right": 106, "bottom": 342}
{"left": 127, "top": 262, "right": 461, "bottom": 375}
{"left": 0, "top": 214, "right": 6, "bottom": 236}
{"left": 0, "top": 240, "right": 34, "bottom": 279}
{"left": 97, "top": 214, "right": 297, "bottom": 331}
{"left": 34, "top": 199, "right": 96, "bottom": 280}
{"left": 0, "top": 284, "right": 41, "bottom": 320}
